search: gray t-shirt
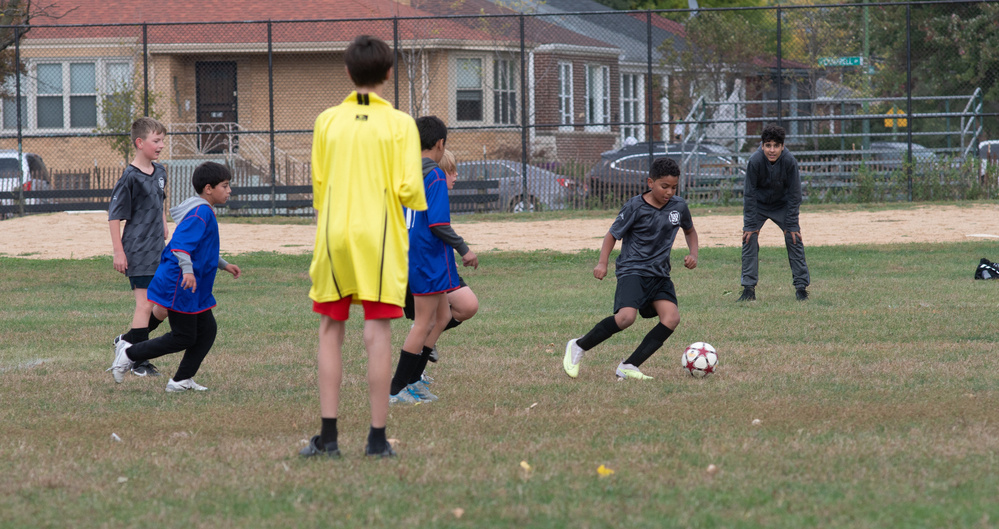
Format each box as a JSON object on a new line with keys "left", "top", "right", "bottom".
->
{"left": 108, "top": 163, "right": 167, "bottom": 276}
{"left": 609, "top": 192, "right": 693, "bottom": 278}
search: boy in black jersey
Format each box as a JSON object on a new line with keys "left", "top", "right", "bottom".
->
{"left": 563, "top": 157, "right": 698, "bottom": 380}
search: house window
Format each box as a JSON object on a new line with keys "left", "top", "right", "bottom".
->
{"left": 621, "top": 73, "right": 645, "bottom": 142}
{"left": 2, "top": 74, "right": 27, "bottom": 130}
{"left": 493, "top": 59, "right": 517, "bottom": 125}
{"left": 557, "top": 62, "right": 573, "bottom": 130}
{"left": 585, "top": 64, "right": 610, "bottom": 132}
{"left": 1, "top": 59, "right": 132, "bottom": 132}
{"left": 456, "top": 58, "right": 483, "bottom": 122}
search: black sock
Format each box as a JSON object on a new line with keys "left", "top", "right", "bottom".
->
{"left": 147, "top": 314, "right": 164, "bottom": 333}
{"left": 367, "top": 426, "right": 388, "bottom": 452}
{"left": 624, "top": 323, "right": 674, "bottom": 367}
{"left": 409, "top": 346, "right": 433, "bottom": 385}
{"left": 443, "top": 317, "right": 462, "bottom": 331}
{"left": 390, "top": 350, "right": 421, "bottom": 395}
{"left": 320, "top": 417, "right": 338, "bottom": 447}
{"left": 576, "top": 316, "right": 622, "bottom": 351}
{"left": 122, "top": 327, "right": 149, "bottom": 344}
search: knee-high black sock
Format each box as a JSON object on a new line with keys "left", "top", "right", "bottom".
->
{"left": 409, "top": 346, "right": 433, "bottom": 385}
{"left": 320, "top": 417, "right": 338, "bottom": 447}
{"left": 624, "top": 323, "right": 673, "bottom": 367}
{"left": 443, "top": 317, "right": 462, "bottom": 331}
{"left": 122, "top": 327, "right": 149, "bottom": 344}
{"left": 390, "top": 350, "right": 421, "bottom": 395}
{"left": 147, "top": 313, "right": 164, "bottom": 333}
{"left": 576, "top": 316, "right": 622, "bottom": 351}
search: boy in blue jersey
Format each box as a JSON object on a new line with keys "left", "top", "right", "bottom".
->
{"left": 390, "top": 116, "right": 460, "bottom": 404}
{"left": 109, "top": 162, "right": 241, "bottom": 392}
{"left": 563, "top": 157, "right": 698, "bottom": 380}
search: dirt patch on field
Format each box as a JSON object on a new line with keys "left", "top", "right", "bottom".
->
{"left": 2, "top": 205, "right": 998, "bottom": 260}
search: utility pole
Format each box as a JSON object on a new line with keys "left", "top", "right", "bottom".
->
{"left": 862, "top": 0, "right": 870, "bottom": 154}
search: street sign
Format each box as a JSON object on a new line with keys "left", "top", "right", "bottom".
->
{"left": 818, "top": 56, "right": 864, "bottom": 67}
{"left": 884, "top": 107, "right": 907, "bottom": 128}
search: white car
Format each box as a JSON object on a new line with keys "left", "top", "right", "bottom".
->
{"left": 0, "top": 150, "right": 51, "bottom": 217}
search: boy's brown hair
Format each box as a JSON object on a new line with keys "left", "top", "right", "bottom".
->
{"left": 131, "top": 117, "right": 167, "bottom": 147}
{"left": 439, "top": 149, "right": 456, "bottom": 175}
{"left": 345, "top": 35, "right": 394, "bottom": 87}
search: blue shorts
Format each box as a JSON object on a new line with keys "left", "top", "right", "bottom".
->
{"left": 409, "top": 261, "right": 460, "bottom": 296}
{"left": 129, "top": 275, "right": 154, "bottom": 290}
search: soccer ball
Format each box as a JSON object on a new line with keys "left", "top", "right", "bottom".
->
{"left": 682, "top": 342, "right": 718, "bottom": 378}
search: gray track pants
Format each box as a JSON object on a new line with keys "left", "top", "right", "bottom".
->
{"left": 741, "top": 206, "right": 810, "bottom": 289}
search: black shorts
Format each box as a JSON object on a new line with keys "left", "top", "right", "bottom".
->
{"left": 128, "top": 275, "right": 154, "bottom": 290}
{"left": 613, "top": 275, "right": 677, "bottom": 319}
{"left": 404, "top": 275, "right": 467, "bottom": 320}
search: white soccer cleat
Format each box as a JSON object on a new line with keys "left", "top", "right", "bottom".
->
{"left": 165, "top": 378, "right": 208, "bottom": 392}
{"left": 615, "top": 363, "right": 653, "bottom": 380}
{"left": 563, "top": 338, "right": 585, "bottom": 378}
{"left": 109, "top": 339, "right": 134, "bottom": 383}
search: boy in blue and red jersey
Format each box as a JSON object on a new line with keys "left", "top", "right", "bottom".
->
{"left": 109, "top": 161, "right": 241, "bottom": 392}
{"left": 390, "top": 115, "right": 460, "bottom": 404}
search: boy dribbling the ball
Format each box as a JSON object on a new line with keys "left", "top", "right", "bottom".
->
{"left": 564, "top": 157, "right": 698, "bottom": 380}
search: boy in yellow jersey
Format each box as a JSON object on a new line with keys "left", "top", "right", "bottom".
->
{"left": 299, "top": 35, "right": 426, "bottom": 459}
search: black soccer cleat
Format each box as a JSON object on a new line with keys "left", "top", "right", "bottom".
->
{"left": 299, "top": 435, "right": 341, "bottom": 459}
{"left": 796, "top": 288, "right": 809, "bottom": 301}
{"left": 365, "top": 443, "right": 397, "bottom": 458}
{"left": 736, "top": 286, "right": 756, "bottom": 302}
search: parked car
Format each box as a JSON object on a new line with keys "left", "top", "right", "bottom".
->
{"left": 455, "top": 159, "right": 585, "bottom": 212}
{"left": 587, "top": 145, "right": 744, "bottom": 200}
{"left": 869, "top": 142, "right": 937, "bottom": 167}
{"left": 0, "top": 150, "right": 52, "bottom": 216}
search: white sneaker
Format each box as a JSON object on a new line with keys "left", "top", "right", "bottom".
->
{"left": 165, "top": 378, "right": 208, "bottom": 392}
{"left": 109, "top": 339, "right": 134, "bottom": 383}
{"left": 563, "top": 338, "right": 585, "bottom": 378}
{"left": 615, "top": 363, "right": 653, "bottom": 380}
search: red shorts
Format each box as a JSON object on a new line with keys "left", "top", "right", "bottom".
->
{"left": 313, "top": 296, "right": 403, "bottom": 321}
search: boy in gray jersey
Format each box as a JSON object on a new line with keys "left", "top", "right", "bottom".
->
{"left": 563, "top": 158, "right": 699, "bottom": 380}
{"left": 108, "top": 117, "right": 169, "bottom": 377}
{"left": 737, "top": 123, "right": 810, "bottom": 302}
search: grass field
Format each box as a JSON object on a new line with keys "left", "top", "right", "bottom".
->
{"left": 3, "top": 239, "right": 999, "bottom": 528}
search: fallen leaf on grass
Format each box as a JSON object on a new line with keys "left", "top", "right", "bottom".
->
{"left": 452, "top": 508, "right": 464, "bottom": 519}
{"left": 597, "top": 464, "right": 615, "bottom": 477}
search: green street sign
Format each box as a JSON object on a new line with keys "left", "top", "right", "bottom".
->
{"left": 818, "top": 56, "right": 864, "bottom": 67}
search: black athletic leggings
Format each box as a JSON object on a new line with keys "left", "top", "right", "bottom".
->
{"left": 126, "top": 309, "right": 217, "bottom": 382}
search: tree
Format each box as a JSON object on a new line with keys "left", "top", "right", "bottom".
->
{"left": 94, "top": 73, "right": 160, "bottom": 164}
{"left": 0, "top": 1, "right": 76, "bottom": 97}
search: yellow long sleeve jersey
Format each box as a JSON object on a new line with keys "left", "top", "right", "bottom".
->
{"left": 309, "top": 91, "right": 426, "bottom": 307}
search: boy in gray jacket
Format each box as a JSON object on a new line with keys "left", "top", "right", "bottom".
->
{"left": 738, "top": 123, "right": 810, "bottom": 302}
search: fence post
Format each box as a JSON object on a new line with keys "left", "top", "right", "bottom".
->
{"left": 646, "top": 11, "right": 653, "bottom": 168}
{"left": 520, "top": 13, "right": 528, "bottom": 209}
{"left": 393, "top": 17, "right": 399, "bottom": 109}
{"left": 905, "top": 3, "right": 912, "bottom": 201}
{"left": 15, "top": 25, "right": 23, "bottom": 217}
{"left": 143, "top": 23, "right": 149, "bottom": 116}
{"left": 268, "top": 20, "right": 277, "bottom": 215}
{"left": 776, "top": 5, "right": 782, "bottom": 129}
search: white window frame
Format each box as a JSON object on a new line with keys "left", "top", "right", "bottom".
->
{"left": 584, "top": 64, "right": 610, "bottom": 132}
{"left": 493, "top": 58, "right": 517, "bottom": 125}
{"left": 557, "top": 61, "right": 573, "bottom": 131}
{"left": 454, "top": 56, "right": 484, "bottom": 124}
{"left": 620, "top": 72, "right": 645, "bottom": 142}
{"left": 1, "top": 58, "right": 134, "bottom": 133}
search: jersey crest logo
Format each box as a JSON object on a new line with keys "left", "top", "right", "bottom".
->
{"left": 669, "top": 210, "right": 680, "bottom": 225}
{"left": 356, "top": 114, "right": 368, "bottom": 121}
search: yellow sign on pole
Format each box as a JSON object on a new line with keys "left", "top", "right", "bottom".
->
{"left": 884, "top": 107, "right": 907, "bottom": 128}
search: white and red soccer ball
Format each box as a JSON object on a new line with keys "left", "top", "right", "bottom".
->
{"left": 682, "top": 342, "right": 718, "bottom": 377}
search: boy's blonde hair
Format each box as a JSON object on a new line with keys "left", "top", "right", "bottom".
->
{"left": 131, "top": 117, "right": 167, "bottom": 147}
{"left": 439, "top": 149, "right": 456, "bottom": 175}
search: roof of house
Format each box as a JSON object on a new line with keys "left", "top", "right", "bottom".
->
{"left": 26, "top": 0, "right": 615, "bottom": 50}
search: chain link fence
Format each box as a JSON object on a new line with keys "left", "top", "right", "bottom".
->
{"left": 0, "top": 1, "right": 995, "bottom": 218}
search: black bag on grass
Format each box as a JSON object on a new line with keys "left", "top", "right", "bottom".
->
{"left": 974, "top": 258, "right": 999, "bottom": 280}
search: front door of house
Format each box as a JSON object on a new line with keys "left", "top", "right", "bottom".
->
{"left": 195, "top": 61, "right": 238, "bottom": 154}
